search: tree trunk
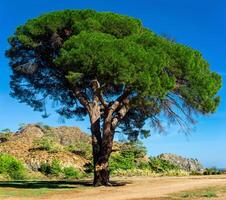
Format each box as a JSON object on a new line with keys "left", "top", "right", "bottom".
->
{"left": 92, "top": 114, "right": 114, "bottom": 186}
{"left": 93, "top": 148, "right": 111, "bottom": 186}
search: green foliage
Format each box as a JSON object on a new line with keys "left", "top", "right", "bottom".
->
{"left": 110, "top": 152, "right": 135, "bottom": 172}
{"left": 148, "top": 157, "right": 180, "bottom": 173}
{"left": 121, "top": 141, "right": 147, "bottom": 159}
{"left": 6, "top": 9, "right": 222, "bottom": 140}
{"left": 39, "top": 159, "right": 62, "bottom": 176}
{"left": 65, "top": 142, "right": 92, "bottom": 159}
{"left": 110, "top": 141, "right": 147, "bottom": 172}
{"left": 33, "top": 137, "right": 62, "bottom": 153}
{"left": 33, "top": 137, "right": 53, "bottom": 151}
{"left": 0, "top": 153, "right": 25, "bottom": 180}
{"left": 39, "top": 159, "right": 82, "bottom": 179}
{"left": 180, "top": 188, "right": 217, "bottom": 198}
{"left": 63, "top": 166, "right": 81, "bottom": 179}
{"left": 203, "top": 167, "right": 222, "bottom": 175}
{"left": 39, "top": 163, "right": 51, "bottom": 176}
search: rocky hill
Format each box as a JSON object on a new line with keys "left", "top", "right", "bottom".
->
{"left": 158, "top": 153, "right": 204, "bottom": 173}
{"left": 0, "top": 124, "right": 205, "bottom": 176}
{"left": 0, "top": 124, "right": 90, "bottom": 172}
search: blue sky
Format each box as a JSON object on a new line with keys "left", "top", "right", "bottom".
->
{"left": 0, "top": 0, "right": 226, "bottom": 167}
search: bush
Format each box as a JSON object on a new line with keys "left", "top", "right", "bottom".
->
{"left": 33, "top": 137, "right": 53, "bottom": 151}
{"left": 0, "top": 153, "right": 25, "bottom": 179}
{"left": 65, "top": 142, "right": 92, "bottom": 159}
{"left": 39, "top": 163, "right": 51, "bottom": 175}
{"left": 203, "top": 167, "right": 222, "bottom": 175}
{"left": 63, "top": 166, "right": 81, "bottom": 179}
{"left": 110, "top": 151, "right": 135, "bottom": 172}
{"left": 50, "top": 159, "right": 62, "bottom": 176}
{"left": 39, "top": 159, "right": 62, "bottom": 176}
{"left": 121, "top": 141, "right": 147, "bottom": 159}
{"left": 110, "top": 141, "right": 148, "bottom": 173}
{"left": 136, "top": 160, "right": 150, "bottom": 170}
{"left": 33, "top": 137, "right": 62, "bottom": 153}
{"left": 148, "top": 157, "right": 180, "bottom": 173}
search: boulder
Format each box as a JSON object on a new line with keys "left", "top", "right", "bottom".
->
{"left": 158, "top": 153, "right": 204, "bottom": 173}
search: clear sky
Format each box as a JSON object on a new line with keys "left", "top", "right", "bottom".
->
{"left": 0, "top": 0, "right": 225, "bottom": 168}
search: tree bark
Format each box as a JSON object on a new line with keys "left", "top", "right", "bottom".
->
{"left": 72, "top": 80, "right": 130, "bottom": 186}
{"left": 92, "top": 138, "right": 112, "bottom": 186}
{"left": 92, "top": 108, "right": 114, "bottom": 186}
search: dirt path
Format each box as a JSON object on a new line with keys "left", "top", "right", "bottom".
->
{"left": 3, "top": 175, "right": 226, "bottom": 200}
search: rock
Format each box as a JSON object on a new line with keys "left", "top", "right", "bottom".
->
{"left": 0, "top": 124, "right": 90, "bottom": 172}
{"left": 158, "top": 153, "right": 204, "bottom": 173}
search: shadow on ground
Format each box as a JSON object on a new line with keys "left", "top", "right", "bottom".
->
{"left": 0, "top": 180, "right": 131, "bottom": 189}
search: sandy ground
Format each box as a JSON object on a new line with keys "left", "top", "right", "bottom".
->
{"left": 2, "top": 175, "right": 226, "bottom": 200}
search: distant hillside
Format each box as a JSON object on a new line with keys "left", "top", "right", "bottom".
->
{"left": 158, "top": 153, "right": 204, "bottom": 173}
{"left": 0, "top": 124, "right": 205, "bottom": 178}
{"left": 0, "top": 124, "right": 90, "bottom": 171}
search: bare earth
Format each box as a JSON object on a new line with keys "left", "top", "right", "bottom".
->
{"left": 3, "top": 175, "right": 226, "bottom": 200}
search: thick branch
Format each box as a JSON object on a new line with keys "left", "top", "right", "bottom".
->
{"left": 109, "top": 86, "right": 131, "bottom": 115}
{"left": 91, "top": 79, "right": 108, "bottom": 108}
{"left": 111, "top": 99, "right": 130, "bottom": 129}
{"left": 73, "top": 88, "right": 91, "bottom": 112}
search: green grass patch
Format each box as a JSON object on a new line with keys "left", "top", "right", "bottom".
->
{"left": 175, "top": 187, "right": 218, "bottom": 199}
{"left": 222, "top": 186, "right": 226, "bottom": 192}
{"left": 0, "top": 180, "right": 88, "bottom": 198}
{"left": 0, "top": 153, "right": 26, "bottom": 180}
{"left": 0, "top": 188, "right": 55, "bottom": 197}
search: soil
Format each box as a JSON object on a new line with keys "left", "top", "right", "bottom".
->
{"left": 2, "top": 175, "right": 226, "bottom": 200}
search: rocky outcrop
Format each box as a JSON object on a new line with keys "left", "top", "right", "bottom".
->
{"left": 158, "top": 153, "right": 204, "bottom": 173}
{"left": 0, "top": 124, "right": 90, "bottom": 171}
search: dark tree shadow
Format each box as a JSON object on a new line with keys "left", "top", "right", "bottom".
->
{"left": 0, "top": 180, "right": 131, "bottom": 189}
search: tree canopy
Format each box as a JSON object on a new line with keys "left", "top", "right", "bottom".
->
{"left": 6, "top": 9, "right": 222, "bottom": 138}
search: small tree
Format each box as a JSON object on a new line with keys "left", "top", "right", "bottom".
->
{"left": 6, "top": 10, "right": 221, "bottom": 186}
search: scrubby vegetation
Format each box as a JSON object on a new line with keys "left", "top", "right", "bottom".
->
{"left": 39, "top": 159, "right": 82, "bottom": 179}
{"left": 65, "top": 142, "right": 92, "bottom": 159}
{"left": 203, "top": 167, "right": 223, "bottom": 175}
{"left": 63, "top": 166, "right": 81, "bottom": 179}
{"left": 0, "top": 153, "right": 25, "bottom": 179}
{"left": 148, "top": 157, "right": 180, "bottom": 173}
{"left": 0, "top": 124, "right": 209, "bottom": 180}
{"left": 109, "top": 141, "right": 187, "bottom": 176}
{"left": 33, "top": 137, "right": 63, "bottom": 153}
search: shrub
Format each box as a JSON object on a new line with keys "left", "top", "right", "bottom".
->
{"left": 203, "top": 167, "right": 222, "bottom": 175}
{"left": 110, "top": 151, "right": 135, "bottom": 172}
{"left": 136, "top": 160, "right": 150, "bottom": 170}
{"left": 63, "top": 166, "right": 81, "bottom": 179}
{"left": 121, "top": 141, "right": 147, "bottom": 159}
{"left": 50, "top": 159, "right": 62, "bottom": 176}
{"left": 148, "top": 157, "right": 180, "bottom": 173}
{"left": 33, "top": 137, "right": 62, "bottom": 153}
{"left": 39, "top": 159, "right": 62, "bottom": 176}
{"left": 65, "top": 142, "right": 92, "bottom": 159}
{"left": 0, "top": 153, "right": 25, "bottom": 179}
{"left": 110, "top": 141, "right": 148, "bottom": 173}
{"left": 33, "top": 137, "right": 53, "bottom": 151}
{"left": 39, "top": 163, "right": 51, "bottom": 175}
